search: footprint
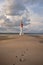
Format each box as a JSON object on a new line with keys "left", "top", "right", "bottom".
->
{"left": 16, "top": 56, "right": 18, "bottom": 58}
{"left": 13, "top": 64, "right": 15, "bottom": 65}
{"left": 19, "top": 58, "right": 25, "bottom": 62}
{"left": 21, "top": 54, "right": 24, "bottom": 56}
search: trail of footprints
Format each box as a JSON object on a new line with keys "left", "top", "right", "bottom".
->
{"left": 13, "top": 48, "right": 29, "bottom": 65}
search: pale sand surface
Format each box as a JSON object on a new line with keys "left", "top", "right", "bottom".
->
{"left": 0, "top": 34, "right": 43, "bottom": 65}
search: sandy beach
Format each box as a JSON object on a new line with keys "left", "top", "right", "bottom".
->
{"left": 0, "top": 34, "right": 43, "bottom": 65}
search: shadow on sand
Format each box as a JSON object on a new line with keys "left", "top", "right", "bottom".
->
{"left": 39, "top": 40, "right": 43, "bottom": 43}
{"left": 0, "top": 36, "right": 14, "bottom": 41}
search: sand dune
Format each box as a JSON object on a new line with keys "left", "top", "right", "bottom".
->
{"left": 0, "top": 34, "right": 43, "bottom": 65}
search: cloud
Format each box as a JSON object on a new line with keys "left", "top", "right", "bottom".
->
{"left": 23, "top": 0, "right": 43, "bottom": 5}
{"left": 0, "top": 12, "right": 30, "bottom": 28}
{"left": 0, "top": 0, "right": 43, "bottom": 33}
{"left": 5, "top": 0, "right": 25, "bottom": 15}
{"left": 24, "top": 12, "right": 43, "bottom": 33}
{"left": 5, "top": 0, "right": 43, "bottom": 16}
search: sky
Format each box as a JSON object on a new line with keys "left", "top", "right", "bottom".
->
{"left": 0, "top": 0, "right": 43, "bottom": 33}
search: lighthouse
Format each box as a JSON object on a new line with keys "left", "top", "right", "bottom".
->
{"left": 19, "top": 21, "right": 24, "bottom": 35}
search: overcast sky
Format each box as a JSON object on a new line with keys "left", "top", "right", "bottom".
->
{"left": 0, "top": 0, "right": 43, "bottom": 33}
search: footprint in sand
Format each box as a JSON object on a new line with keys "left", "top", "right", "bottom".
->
{"left": 21, "top": 54, "right": 24, "bottom": 56}
{"left": 16, "top": 55, "right": 18, "bottom": 58}
{"left": 19, "top": 58, "right": 25, "bottom": 62}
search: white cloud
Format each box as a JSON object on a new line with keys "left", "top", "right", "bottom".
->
{"left": 5, "top": 0, "right": 25, "bottom": 15}
{"left": 25, "top": 11, "right": 43, "bottom": 33}
{"left": 0, "top": 0, "right": 43, "bottom": 33}
{"left": 5, "top": 0, "right": 43, "bottom": 16}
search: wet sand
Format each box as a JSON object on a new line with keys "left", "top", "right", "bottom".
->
{"left": 0, "top": 34, "right": 43, "bottom": 65}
